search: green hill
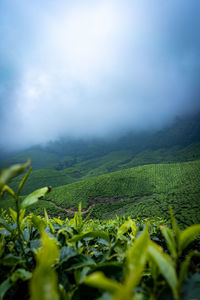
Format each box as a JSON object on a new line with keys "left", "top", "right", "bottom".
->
{"left": 1, "top": 111, "right": 200, "bottom": 172}
{"left": 0, "top": 112, "right": 199, "bottom": 228}
{"left": 2, "top": 143, "right": 199, "bottom": 197}
{"left": 1, "top": 160, "right": 199, "bottom": 227}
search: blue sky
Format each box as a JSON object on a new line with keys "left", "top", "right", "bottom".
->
{"left": 0, "top": 0, "right": 200, "bottom": 150}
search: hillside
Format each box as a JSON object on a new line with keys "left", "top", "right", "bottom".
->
{"left": 1, "top": 111, "right": 200, "bottom": 172}
{"left": 1, "top": 160, "right": 199, "bottom": 227}
{"left": 0, "top": 112, "right": 199, "bottom": 228}
{"left": 0, "top": 142, "right": 199, "bottom": 197}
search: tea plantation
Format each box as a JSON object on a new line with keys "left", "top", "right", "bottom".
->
{"left": 1, "top": 160, "right": 199, "bottom": 227}
{"left": 0, "top": 160, "right": 200, "bottom": 300}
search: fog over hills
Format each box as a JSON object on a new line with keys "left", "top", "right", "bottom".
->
{"left": 0, "top": 111, "right": 200, "bottom": 170}
{"left": 0, "top": 0, "right": 200, "bottom": 151}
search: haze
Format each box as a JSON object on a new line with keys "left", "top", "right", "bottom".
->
{"left": 0, "top": 0, "right": 200, "bottom": 150}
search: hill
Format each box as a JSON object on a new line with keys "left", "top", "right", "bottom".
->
{"left": 1, "top": 111, "right": 200, "bottom": 172}
{"left": 1, "top": 160, "right": 199, "bottom": 227}
{"left": 2, "top": 142, "right": 199, "bottom": 197}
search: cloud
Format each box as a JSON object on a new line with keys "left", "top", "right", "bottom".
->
{"left": 0, "top": 0, "right": 200, "bottom": 150}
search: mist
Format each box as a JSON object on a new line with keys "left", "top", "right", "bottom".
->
{"left": 0, "top": 0, "right": 200, "bottom": 151}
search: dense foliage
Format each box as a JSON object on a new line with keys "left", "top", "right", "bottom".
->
{"left": 1, "top": 160, "right": 199, "bottom": 227}
{"left": 0, "top": 162, "right": 200, "bottom": 300}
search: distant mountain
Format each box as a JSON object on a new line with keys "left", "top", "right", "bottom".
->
{"left": 0, "top": 111, "right": 200, "bottom": 171}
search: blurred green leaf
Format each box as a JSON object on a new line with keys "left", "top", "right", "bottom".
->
{"left": 0, "top": 185, "right": 15, "bottom": 199}
{"left": 20, "top": 186, "right": 52, "bottom": 209}
{"left": 53, "top": 217, "right": 63, "bottom": 226}
{"left": 19, "top": 209, "right": 26, "bottom": 224}
{"left": 169, "top": 208, "right": 180, "bottom": 244}
{"left": 17, "top": 166, "right": 32, "bottom": 196}
{"left": 44, "top": 208, "right": 49, "bottom": 225}
{"left": 0, "top": 279, "right": 12, "bottom": 300}
{"left": 123, "top": 226, "right": 149, "bottom": 298}
{"left": 117, "top": 219, "right": 137, "bottom": 240}
{"left": 0, "top": 160, "right": 30, "bottom": 191}
{"left": 148, "top": 241, "right": 178, "bottom": 300}
{"left": 31, "top": 215, "right": 46, "bottom": 231}
{"left": 11, "top": 268, "right": 32, "bottom": 282}
{"left": 84, "top": 271, "right": 122, "bottom": 294}
{"left": 160, "top": 225, "right": 177, "bottom": 260}
{"left": 179, "top": 224, "right": 200, "bottom": 252}
{"left": 30, "top": 231, "right": 59, "bottom": 300}
{"left": 9, "top": 208, "right": 17, "bottom": 223}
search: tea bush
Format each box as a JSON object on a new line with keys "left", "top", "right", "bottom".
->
{"left": 0, "top": 162, "right": 200, "bottom": 300}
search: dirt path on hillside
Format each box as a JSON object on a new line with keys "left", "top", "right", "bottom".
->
{"left": 43, "top": 194, "right": 192, "bottom": 227}
{"left": 42, "top": 195, "right": 147, "bottom": 216}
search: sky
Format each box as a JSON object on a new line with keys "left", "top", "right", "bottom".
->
{"left": 0, "top": 0, "right": 200, "bottom": 151}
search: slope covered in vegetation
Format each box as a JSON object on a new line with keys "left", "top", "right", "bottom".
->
{"left": 0, "top": 160, "right": 199, "bottom": 300}
{"left": 1, "top": 160, "right": 199, "bottom": 226}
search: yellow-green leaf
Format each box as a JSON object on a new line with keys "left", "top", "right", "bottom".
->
{"left": 169, "top": 207, "right": 180, "bottom": 243}
{"left": 9, "top": 208, "right": 17, "bottom": 223}
{"left": 125, "top": 226, "right": 149, "bottom": 291}
{"left": 17, "top": 167, "right": 32, "bottom": 196}
{"left": 30, "top": 231, "right": 59, "bottom": 300}
{"left": 0, "top": 160, "right": 30, "bottom": 190}
{"left": 31, "top": 215, "right": 46, "bottom": 231}
{"left": 179, "top": 224, "right": 200, "bottom": 252}
{"left": 84, "top": 271, "right": 122, "bottom": 294}
{"left": 148, "top": 241, "right": 178, "bottom": 299}
{"left": 160, "top": 225, "right": 177, "bottom": 260}
{"left": 53, "top": 218, "right": 63, "bottom": 226}
{"left": 0, "top": 185, "right": 15, "bottom": 199}
{"left": 44, "top": 208, "right": 49, "bottom": 225}
{"left": 117, "top": 219, "right": 138, "bottom": 239}
{"left": 20, "top": 187, "right": 51, "bottom": 209}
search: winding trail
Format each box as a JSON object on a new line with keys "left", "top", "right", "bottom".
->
{"left": 42, "top": 194, "right": 152, "bottom": 216}
{"left": 42, "top": 194, "right": 195, "bottom": 226}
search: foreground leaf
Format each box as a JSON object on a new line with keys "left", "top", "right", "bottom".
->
{"left": 179, "top": 224, "right": 200, "bottom": 253}
{"left": 9, "top": 208, "right": 17, "bottom": 223}
{"left": 160, "top": 225, "right": 177, "bottom": 260}
{"left": 125, "top": 226, "right": 149, "bottom": 287}
{"left": 20, "top": 187, "right": 52, "bottom": 209}
{"left": 0, "top": 279, "right": 12, "bottom": 300}
{"left": 30, "top": 231, "right": 59, "bottom": 300}
{"left": 84, "top": 271, "right": 122, "bottom": 294}
{"left": 148, "top": 241, "right": 178, "bottom": 300}
{"left": 17, "top": 166, "right": 32, "bottom": 196}
{"left": 0, "top": 160, "right": 30, "bottom": 191}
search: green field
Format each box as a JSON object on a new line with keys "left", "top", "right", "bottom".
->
{"left": 1, "top": 160, "right": 199, "bottom": 227}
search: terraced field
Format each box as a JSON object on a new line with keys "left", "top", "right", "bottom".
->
{"left": 1, "top": 160, "right": 199, "bottom": 227}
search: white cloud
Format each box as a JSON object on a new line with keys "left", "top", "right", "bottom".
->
{"left": 0, "top": 0, "right": 200, "bottom": 150}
